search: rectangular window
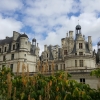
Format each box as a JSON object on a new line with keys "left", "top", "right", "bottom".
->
{"left": 64, "top": 50, "right": 67, "bottom": 55}
{"left": 10, "top": 64, "right": 13, "bottom": 72}
{"left": 80, "top": 60, "right": 83, "bottom": 67}
{"left": 79, "top": 43, "right": 83, "bottom": 49}
{"left": 0, "top": 48, "right": 1, "bottom": 53}
{"left": 75, "top": 60, "right": 77, "bottom": 67}
{"left": 79, "top": 52, "right": 83, "bottom": 55}
{"left": 75, "top": 53, "right": 77, "bottom": 55}
{"left": 63, "top": 64, "right": 65, "bottom": 70}
{"left": 55, "top": 65, "right": 58, "bottom": 70}
{"left": 5, "top": 47, "right": 7, "bottom": 52}
{"left": 49, "top": 65, "right": 51, "bottom": 71}
{"left": 11, "top": 54, "right": 14, "bottom": 60}
{"left": 60, "top": 64, "right": 62, "bottom": 70}
{"left": 13, "top": 44, "right": 15, "bottom": 50}
{"left": 3, "top": 55, "right": 6, "bottom": 61}
{"left": 47, "top": 54, "right": 48, "bottom": 57}
{"left": 80, "top": 78, "right": 85, "bottom": 84}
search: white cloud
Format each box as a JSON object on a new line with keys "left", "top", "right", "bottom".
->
{"left": 0, "top": 0, "right": 100, "bottom": 54}
{"left": 80, "top": 0, "right": 100, "bottom": 13}
{"left": 25, "top": 0, "right": 77, "bottom": 17}
{"left": 0, "top": 15, "right": 23, "bottom": 39}
{"left": 0, "top": 0, "right": 23, "bottom": 12}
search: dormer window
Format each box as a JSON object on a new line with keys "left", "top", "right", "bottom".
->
{"left": 64, "top": 50, "right": 67, "bottom": 55}
{"left": 79, "top": 43, "right": 83, "bottom": 49}
{"left": 4, "top": 47, "right": 7, "bottom": 52}
{"left": 13, "top": 44, "right": 15, "bottom": 50}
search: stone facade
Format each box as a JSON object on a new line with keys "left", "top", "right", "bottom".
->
{"left": 40, "top": 25, "right": 98, "bottom": 89}
{"left": 0, "top": 31, "right": 40, "bottom": 73}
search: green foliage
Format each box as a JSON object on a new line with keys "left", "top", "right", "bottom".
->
{"left": 0, "top": 67, "right": 100, "bottom": 100}
{"left": 90, "top": 68, "right": 100, "bottom": 77}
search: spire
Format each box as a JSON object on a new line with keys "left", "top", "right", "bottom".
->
{"left": 78, "top": 20, "right": 79, "bottom": 25}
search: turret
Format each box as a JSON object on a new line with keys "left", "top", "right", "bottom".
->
{"left": 20, "top": 33, "right": 28, "bottom": 51}
{"left": 76, "top": 25, "right": 81, "bottom": 34}
{"left": 32, "top": 38, "right": 36, "bottom": 46}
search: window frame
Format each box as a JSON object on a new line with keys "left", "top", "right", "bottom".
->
{"left": 80, "top": 60, "right": 83, "bottom": 67}
{"left": 3, "top": 55, "right": 6, "bottom": 61}
{"left": 79, "top": 52, "right": 83, "bottom": 55}
{"left": 11, "top": 54, "right": 14, "bottom": 60}
{"left": 75, "top": 60, "right": 77, "bottom": 67}
{"left": 4, "top": 47, "right": 7, "bottom": 52}
{"left": 13, "top": 44, "right": 15, "bottom": 50}
{"left": 80, "top": 78, "right": 85, "bottom": 84}
{"left": 79, "top": 43, "right": 83, "bottom": 49}
{"left": 10, "top": 64, "right": 13, "bottom": 72}
{"left": 64, "top": 50, "right": 67, "bottom": 55}
{"left": 49, "top": 65, "right": 51, "bottom": 71}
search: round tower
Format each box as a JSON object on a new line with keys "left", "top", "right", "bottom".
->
{"left": 20, "top": 33, "right": 28, "bottom": 50}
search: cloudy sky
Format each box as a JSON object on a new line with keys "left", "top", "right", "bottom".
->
{"left": 0, "top": 0, "right": 100, "bottom": 53}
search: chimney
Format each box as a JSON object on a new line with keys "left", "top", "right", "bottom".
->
{"left": 69, "top": 31, "right": 73, "bottom": 38}
{"left": 6, "top": 36, "right": 9, "bottom": 39}
{"left": 44, "top": 45, "right": 47, "bottom": 51}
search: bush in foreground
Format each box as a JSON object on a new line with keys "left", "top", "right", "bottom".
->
{"left": 0, "top": 67, "right": 100, "bottom": 100}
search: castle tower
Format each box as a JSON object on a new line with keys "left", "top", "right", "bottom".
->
{"left": 20, "top": 33, "right": 28, "bottom": 51}
{"left": 32, "top": 38, "right": 36, "bottom": 46}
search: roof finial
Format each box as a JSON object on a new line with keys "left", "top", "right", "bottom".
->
{"left": 78, "top": 20, "right": 79, "bottom": 25}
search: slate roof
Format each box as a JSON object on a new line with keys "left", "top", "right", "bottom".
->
{"left": 0, "top": 33, "right": 37, "bottom": 54}
{"left": 71, "top": 41, "right": 90, "bottom": 54}
{"left": 0, "top": 37, "right": 13, "bottom": 45}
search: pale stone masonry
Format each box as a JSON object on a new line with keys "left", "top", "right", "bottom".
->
{"left": 41, "top": 24, "right": 98, "bottom": 89}
{"left": 0, "top": 24, "right": 100, "bottom": 89}
{"left": 0, "top": 31, "right": 40, "bottom": 73}
{"left": 41, "top": 24, "right": 96, "bottom": 70}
